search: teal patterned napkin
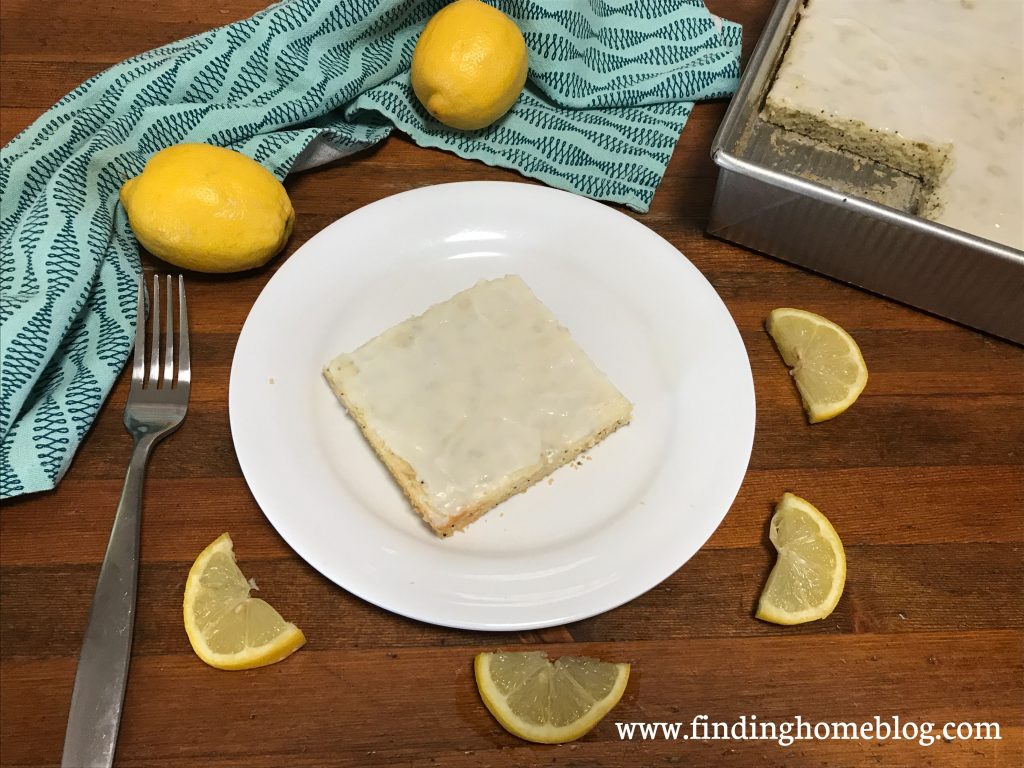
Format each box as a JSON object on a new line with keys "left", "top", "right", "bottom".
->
{"left": 0, "top": 0, "right": 741, "bottom": 498}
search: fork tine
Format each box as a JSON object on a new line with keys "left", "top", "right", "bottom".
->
{"left": 132, "top": 277, "right": 146, "bottom": 386}
{"left": 149, "top": 275, "right": 160, "bottom": 386}
{"left": 162, "top": 276, "right": 174, "bottom": 389}
{"left": 177, "top": 276, "right": 191, "bottom": 388}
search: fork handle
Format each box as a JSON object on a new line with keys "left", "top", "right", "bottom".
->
{"left": 62, "top": 435, "right": 155, "bottom": 768}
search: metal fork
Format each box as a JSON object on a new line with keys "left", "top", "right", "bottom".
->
{"left": 62, "top": 275, "right": 190, "bottom": 768}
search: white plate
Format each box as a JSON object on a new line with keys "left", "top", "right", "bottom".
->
{"left": 229, "top": 182, "right": 755, "bottom": 631}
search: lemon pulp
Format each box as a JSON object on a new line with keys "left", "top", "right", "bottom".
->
{"left": 183, "top": 533, "right": 305, "bottom": 670}
{"left": 756, "top": 493, "right": 847, "bottom": 625}
{"left": 766, "top": 307, "right": 868, "bottom": 423}
{"left": 475, "top": 651, "right": 629, "bottom": 743}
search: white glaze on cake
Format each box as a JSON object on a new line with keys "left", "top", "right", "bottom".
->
{"left": 766, "top": 0, "right": 1023, "bottom": 250}
{"left": 323, "top": 275, "right": 632, "bottom": 533}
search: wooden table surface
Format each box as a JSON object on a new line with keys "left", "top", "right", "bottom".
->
{"left": 2, "top": 1, "right": 1022, "bottom": 766}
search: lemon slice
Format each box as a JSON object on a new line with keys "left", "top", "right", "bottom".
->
{"left": 183, "top": 533, "right": 305, "bottom": 670}
{"left": 756, "top": 493, "right": 847, "bottom": 625}
{"left": 766, "top": 307, "right": 868, "bottom": 423}
{"left": 475, "top": 651, "right": 629, "bottom": 743}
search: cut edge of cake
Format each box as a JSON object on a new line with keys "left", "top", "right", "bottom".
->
{"left": 763, "top": 98, "right": 952, "bottom": 216}
{"left": 324, "top": 353, "right": 631, "bottom": 537}
{"left": 762, "top": 4, "right": 953, "bottom": 218}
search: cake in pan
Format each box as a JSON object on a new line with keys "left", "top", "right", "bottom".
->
{"left": 323, "top": 275, "right": 632, "bottom": 537}
{"left": 764, "top": 0, "right": 1023, "bottom": 250}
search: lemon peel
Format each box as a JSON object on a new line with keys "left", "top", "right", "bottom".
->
{"left": 475, "top": 651, "right": 629, "bottom": 743}
{"left": 183, "top": 533, "right": 305, "bottom": 670}
{"left": 766, "top": 307, "right": 868, "bottom": 423}
{"left": 120, "top": 144, "right": 293, "bottom": 273}
{"left": 411, "top": 0, "right": 528, "bottom": 131}
{"left": 756, "top": 493, "right": 847, "bottom": 625}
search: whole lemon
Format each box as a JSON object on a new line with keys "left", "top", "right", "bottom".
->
{"left": 411, "top": 0, "right": 528, "bottom": 131}
{"left": 120, "top": 144, "right": 294, "bottom": 273}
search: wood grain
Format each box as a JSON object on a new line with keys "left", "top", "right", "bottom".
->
{"left": 2, "top": 1, "right": 1022, "bottom": 766}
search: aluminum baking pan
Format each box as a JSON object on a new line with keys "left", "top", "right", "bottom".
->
{"left": 708, "top": 0, "right": 1024, "bottom": 345}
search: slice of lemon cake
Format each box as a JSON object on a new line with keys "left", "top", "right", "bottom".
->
{"left": 764, "top": 0, "right": 1023, "bottom": 250}
{"left": 323, "top": 275, "right": 632, "bottom": 537}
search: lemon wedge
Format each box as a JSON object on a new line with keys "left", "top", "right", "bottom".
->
{"left": 756, "top": 493, "right": 847, "bottom": 625}
{"left": 183, "top": 533, "right": 305, "bottom": 670}
{"left": 766, "top": 307, "right": 868, "bottom": 423}
{"left": 475, "top": 651, "right": 629, "bottom": 743}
